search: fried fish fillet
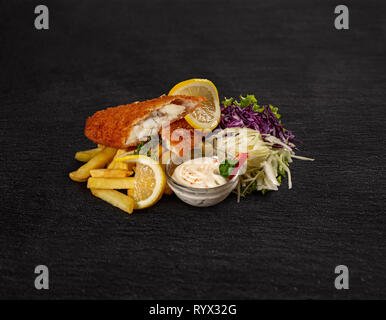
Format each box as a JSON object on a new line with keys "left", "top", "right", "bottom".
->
{"left": 161, "top": 118, "right": 208, "bottom": 156}
{"left": 85, "top": 95, "right": 205, "bottom": 149}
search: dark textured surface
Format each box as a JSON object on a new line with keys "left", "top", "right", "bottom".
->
{"left": 1, "top": 0, "right": 385, "bottom": 299}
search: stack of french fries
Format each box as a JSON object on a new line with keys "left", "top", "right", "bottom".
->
{"left": 69, "top": 146, "right": 136, "bottom": 214}
{"left": 70, "top": 144, "right": 173, "bottom": 214}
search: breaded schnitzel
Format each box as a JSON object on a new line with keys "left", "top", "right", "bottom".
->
{"left": 85, "top": 95, "right": 205, "bottom": 149}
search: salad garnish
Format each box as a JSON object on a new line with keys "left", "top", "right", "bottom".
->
{"left": 212, "top": 127, "right": 313, "bottom": 201}
{"left": 221, "top": 95, "right": 296, "bottom": 148}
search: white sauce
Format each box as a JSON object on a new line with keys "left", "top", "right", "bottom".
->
{"left": 172, "top": 157, "right": 228, "bottom": 188}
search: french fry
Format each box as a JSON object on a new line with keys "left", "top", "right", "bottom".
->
{"left": 91, "top": 189, "right": 134, "bottom": 214}
{"left": 127, "top": 189, "right": 134, "bottom": 197}
{"left": 69, "top": 172, "right": 88, "bottom": 182}
{"left": 87, "top": 177, "right": 135, "bottom": 189}
{"left": 69, "top": 147, "right": 116, "bottom": 182}
{"left": 108, "top": 149, "right": 130, "bottom": 170}
{"left": 75, "top": 147, "right": 103, "bottom": 162}
{"left": 90, "top": 169, "right": 131, "bottom": 178}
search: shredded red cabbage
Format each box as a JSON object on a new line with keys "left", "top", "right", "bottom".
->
{"left": 220, "top": 103, "right": 297, "bottom": 148}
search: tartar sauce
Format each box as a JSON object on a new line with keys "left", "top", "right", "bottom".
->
{"left": 172, "top": 157, "right": 228, "bottom": 188}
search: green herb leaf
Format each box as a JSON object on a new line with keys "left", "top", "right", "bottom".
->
{"left": 239, "top": 94, "right": 258, "bottom": 108}
{"left": 134, "top": 141, "right": 145, "bottom": 155}
{"left": 219, "top": 159, "right": 238, "bottom": 178}
{"left": 134, "top": 136, "right": 160, "bottom": 158}
{"left": 222, "top": 97, "right": 234, "bottom": 108}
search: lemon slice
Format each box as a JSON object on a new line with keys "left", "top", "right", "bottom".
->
{"left": 115, "top": 155, "right": 166, "bottom": 209}
{"left": 169, "top": 79, "right": 220, "bottom": 131}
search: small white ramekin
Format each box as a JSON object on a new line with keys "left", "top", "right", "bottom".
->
{"left": 165, "top": 148, "right": 239, "bottom": 207}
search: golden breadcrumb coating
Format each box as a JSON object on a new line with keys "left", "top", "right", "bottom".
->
{"left": 85, "top": 95, "right": 205, "bottom": 149}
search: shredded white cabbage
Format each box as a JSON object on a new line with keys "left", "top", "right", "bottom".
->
{"left": 210, "top": 128, "right": 314, "bottom": 201}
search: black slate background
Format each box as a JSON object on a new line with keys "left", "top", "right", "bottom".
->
{"left": 0, "top": 0, "right": 385, "bottom": 299}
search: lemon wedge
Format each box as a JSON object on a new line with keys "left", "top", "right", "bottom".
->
{"left": 115, "top": 155, "right": 166, "bottom": 209}
{"left": 169, "top": 79, "right": 220, "bottom": 131}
